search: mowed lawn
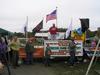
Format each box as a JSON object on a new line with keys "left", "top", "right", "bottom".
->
{"left": 2, "top": 60, "right": 100, "bottom": 75}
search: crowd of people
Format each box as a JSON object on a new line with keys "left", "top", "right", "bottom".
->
{"left": 0, "top": 36, "right": 20, "bottom": 69}
{"left": 0, "top": 35, "right": 36, "bottom": 69}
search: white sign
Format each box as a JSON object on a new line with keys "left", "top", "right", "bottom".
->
{"left": 44, "top": 40, "right": 83, "bottom": 57}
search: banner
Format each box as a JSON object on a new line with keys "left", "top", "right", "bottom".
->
{"left": 44, "top": 40, "right": 83, "bottom": 57}
{"left": 48, "top": 32, "right": 65, "bottom": 39}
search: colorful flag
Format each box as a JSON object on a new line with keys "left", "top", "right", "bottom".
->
{"left": 65, "top": 19, "right": 72, "bottom": 38}
{"left": 76, "top": 28, "right": 82, "bottom": 35}
{"left": 32, "top": 20, "right": 43, "bottom": 34}
{"left": 46, "top": 10, "right": 56, "bottom": 23}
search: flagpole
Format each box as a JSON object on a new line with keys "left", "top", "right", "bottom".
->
{"left": 42, "top": 17, "right": 44, "bottom": 46}
{"left": 56, "top": 7, "right": 58, "bottom": 27}
{"left": 71, "top": 18, "right": 73, "bottom": 38}
{"left": 26, "top": 16, "right": 28, "bottom": 42}
{"left": 85, "top": 39, "right": 100, "bottom": 75}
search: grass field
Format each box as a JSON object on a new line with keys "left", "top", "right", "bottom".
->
{"left": 47, "top": 59, "right": 100, "bottom": 75}
{"left": 2, "top": 60, "right": 100, "bottom": 75}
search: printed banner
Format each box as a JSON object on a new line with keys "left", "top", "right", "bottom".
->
{"left": 44, "top": 40, "right": 83, "bottom": 57}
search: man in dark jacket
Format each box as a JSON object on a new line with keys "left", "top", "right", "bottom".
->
{"left": 25, "top": 38, "right": 35, "bottom": 64}
{"left": 69, "top": 38, "right": 76, "bottom": 67}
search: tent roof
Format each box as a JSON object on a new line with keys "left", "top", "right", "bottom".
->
{"left": 0, "top": 28, "right": 13, "bottom": 36}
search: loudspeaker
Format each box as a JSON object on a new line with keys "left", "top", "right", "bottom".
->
{"left": 80, "top": 19, "right": 89, "bottom": 32}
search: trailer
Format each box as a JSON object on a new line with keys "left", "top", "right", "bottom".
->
{"left": 19, "top": 39, "right": 83, "bottom": 59}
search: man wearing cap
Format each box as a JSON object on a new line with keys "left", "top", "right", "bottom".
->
{"left": 25, "top": 37, "right": 35, "bottom": 65}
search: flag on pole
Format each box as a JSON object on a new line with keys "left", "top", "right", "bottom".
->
{"left": 46, "top": 10, "right": 57, "bottom": 23}
{"left": 76, "top": 28, "right": 82, "bottom": 35}
{"left": 24, "top": 25, "right": 27, "bottom": 34}
{"left": 32, "top": 20, "right": 43, "bottom": 35}
{"left": 65, "top": 19, "right": 72, "bottom": 38}
{"left": 80, "top": 18, "right": 89, "bottom": 32}
{"left": 23, "top": 16, "right": 28, "bottom": 37}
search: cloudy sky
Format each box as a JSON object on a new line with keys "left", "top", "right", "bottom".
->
{"left": 0, "top": 0, "right": 100, "bottom": 32}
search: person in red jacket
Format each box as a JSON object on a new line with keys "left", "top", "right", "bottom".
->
{"left": 49, "top": 24, "right": 58, "bottom": 40}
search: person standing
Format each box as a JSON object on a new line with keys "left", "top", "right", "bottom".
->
{"left": 0, "top": 36, "right": 7, "bottom": 63}
{"left": 25, "top": 37, "right": 35, "bottom": 65}
{"left": 68, "top": 38, "right": 76, "bottom": 67}
{"left": 10, "top": 36, "right": 20, "bottom": 68}
{"left": 45, "top": 44, "right": 51, "bottom": 66}
{"left": 7, "top": 37, "right": 13, "bottom": 64}
{"left": 49, "top": 23, "right": 58, "bottom": 40}
{"left": 3, "top": 36, "right": 10, "bottom": 63}
{"left": 0, "top": 36, "right": 11, "bottom": 75}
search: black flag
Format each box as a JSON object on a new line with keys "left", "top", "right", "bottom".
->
{"left": 32, "top": 20, "right": 43, "bottom": 35}
{"left": 80, "top": 18, "right": 89, "bottom": 32}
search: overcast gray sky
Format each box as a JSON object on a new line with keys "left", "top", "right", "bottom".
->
{"left": 0, "top": 0, "right": 100, "bottom": 32}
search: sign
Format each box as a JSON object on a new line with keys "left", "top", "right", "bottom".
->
{"left": 85, "top": 47, "right": 100, "bottom": 57}
{"left": 48, "top": 32, "right": 65, "bottom": 39}
{"left": 86, "top": 50, "right": 100, "bottom": 57}
{"left": 44, "top": 40, "right": 83, "bottom": 57}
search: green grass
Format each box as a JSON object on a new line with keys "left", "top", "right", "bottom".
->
{"left": 50, "top": 61, "right": 100, "bottom": 75}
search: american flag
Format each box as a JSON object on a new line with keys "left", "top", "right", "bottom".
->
{"left": 46, "top": 10, "right": 56, "bottom": 23}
